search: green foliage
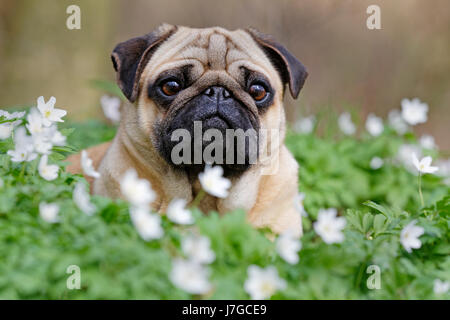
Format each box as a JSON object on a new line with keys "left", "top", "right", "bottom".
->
{"left": 0, "top": 114, "right": 449, "bottom": 299}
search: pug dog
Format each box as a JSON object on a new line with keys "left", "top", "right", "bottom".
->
{"left": 66, "top": 24, "right": 308, "bottom": 237}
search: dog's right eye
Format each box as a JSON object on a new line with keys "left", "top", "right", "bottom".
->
{"left": 160, "top": 80, "right": 182, "bottom": 96}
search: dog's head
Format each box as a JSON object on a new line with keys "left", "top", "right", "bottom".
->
{"left": 111, "top": 24, "right": 307, "bottom": 176}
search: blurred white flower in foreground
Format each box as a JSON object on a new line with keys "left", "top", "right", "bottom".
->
{"left": 400, "top": 220, "right": 424, "bottom": 253}
{"left": 81, "top": 150, "right": 101, "bottom": 179}
{"left": 130, "top": 206, "right": 163, "bottom": 241}
{"left": 26, "top": 108, "right": 45, "bottom": 135}
{"left": 199, "top": 165, "right": 231, "bottom": 198}
{"left": 32, "top": 133, "right": 53, "bottom": 155}
{"left": 100, "top": 95, "right": 121, "bottom": 124}
{"left": 46, "top": 125, "right": 66, "bottom": 146}
{"left": 365, "top": 113, "right": 384, "bottom": 137}
{"left": 396, "top": 144, "right": 421, "bottom": 172}
{"left": 26, "top": 108, "right": 66, "bottom": 148}
{"left": 7, "top": 127, "right": 37, "bottom": 162}
{"left": 293, "top": 115, "right": 315, "bottom": 134}
{"left": 73, "top": 182, "right": 96, "bottom": 215}
{"left": 276, "top": 230, "right": 302, "bottom": 265}
{"left": 401, "top": 98, "right": 428, "bottom": 125}
{"left": 0, "top": 110, "right": 25, "bottom": 121}
{"left": 388, "top": 109, "right": 409, "bottom": 135}
{"left": 244, "top": 265, "right": 286, "bottom": 300}
{"left": 314, "top": 208, "right": 346, "bottom": 244}
{"left": 167, "top": 198, "right": 194, "bottom": 225}
{"left": 0, "top": 110, "right": 24, "bottom": 140}
{"left": 338, "top": 112, "right": 356, "bottom": 135}
{"left": 419, "top": 134, "right": 436, "bottom": 150}
{"left": 38, "top": 155, "right": 59, "bottom": 181}
{"left": 0, "top": 123, "right": 13, "bottom": 140}
{"left": 433, "top": 279, "right": 449, "bottom": 295}
{"left": 182, "top": 235, "right": 215, "bottom": 264}
{"left": 370, "top": 157, "right": 384, "bottom": 170}
{"left": 39, "top": 202, "right": 60, "bottom": 223}
{"left": 294, "top": 192, "right": 308, "bottom": 217}
{"left": 412, "top": 153, "right": 438, "bottom": 174}
{"left": 37, "top": 96, "right": 66, "bottom": 126}
{"left": 120, "top": 169, "right": 156, "bottom": 207}
{"left": 170, "top": 258, "right": 212, "bottom": 295}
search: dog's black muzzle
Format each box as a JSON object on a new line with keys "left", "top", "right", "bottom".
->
{"left": 157, "top": 86, "right": 259, "bottom": 176}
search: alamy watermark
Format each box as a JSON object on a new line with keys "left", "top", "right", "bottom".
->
{"left": 66, "top": 5, "right": 81, "bottom": 30}
{"left": 366, "top": 264, "right": 381, "bottom": 290}
{"left": 366, "top": 5, "right": 381, "bottom": 30}
{"left": 169, "top": 121, "right": 280, "bottom": 175}
{"left": 66, "top": 264, "right": 81, "bottom": 290}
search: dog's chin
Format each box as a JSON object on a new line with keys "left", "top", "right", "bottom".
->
{"left": 157, "top": 119, "right": 256, "bottom": 177}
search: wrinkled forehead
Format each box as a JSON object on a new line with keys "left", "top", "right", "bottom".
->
{"left": 140, "top": 26, "right": 280, "bottom": 86}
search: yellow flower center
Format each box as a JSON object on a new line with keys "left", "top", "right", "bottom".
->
{"left": 261, "top": 282, "right": 275, "bottom": 295}
{"left": 45, "top": 110, "right": 51, "bottom": 118}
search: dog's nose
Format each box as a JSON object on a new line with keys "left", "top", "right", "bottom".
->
{"left": 203, "top": 86, "right": 232, "bottom": 101}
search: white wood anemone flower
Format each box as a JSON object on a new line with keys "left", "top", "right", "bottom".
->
{"left": 198, "top": 165, "right": 231, "bottom": 198}
{"left": 293, "top": 115, "right": 315, "bottom": 134}
{"left": 338, "top": 112, "right": 356, "bottom": 135}
{"left": 276, "top": 229, "right": 302, "bottom": 265}
{"left": 419, "top": 134, "right": 436, "bottom": 150}
{"left": 100, "top": 95, "right": 121, "bottom": 124}
{"left": 26, "top": 108, "right": 45, "bottom": 136}
{"left": 73, "top": 182, "right": 96, "bottom": 215}
{"left": 388, "top": 109, "right": 409, "bottom": 135}
{"left": 32, "top": 133, "right": 53, "bottom": 155}
{"left": 26, "top": 108, "right": 66, "bottom": 150}
{"left": 0, "top": 110, "right": 24, "bottom": 140}
{"left": 7, "top": 143, "right": 37, "bottom": 163}
{"left": 38, "top": 155, "right": 59, "bottom": 181}
{"left": 412, "top": 153, "right": 439, "bottom": 174}
{"left": 294, "top": 192, "right": 308, "bottom": 217}
{"left": 129, "top": 206, "right": 164, "bottom": 241}
{"left": 7, "top": 126, "right": 37, "bottom": 162}
{"left": 365, "top": 113, "right": 384, "bottom": 137}
{"left": 370, "top": 157, "right": 384, "bottom": 170}
{"left": 166, "top": 198, "right": 194, "bottom": 225}
{"left": 81, "top": 150, "right": 101, "bottom": 179}
{"left": 181, "top": 235, "right": 215, "bottom": 264}
{"left": 401, "top": 98, "right": 428, "bottom": 126}
{"left": 46, "top": 125, "right": 66, "bottom": 146}
{"left": 244, "top": 265, "right": 286, "bottom": 300}
{"left": 120, "top": 169, "right": 156, "bottom": 208}
{"left": 314, "top": 208, "right": 346, "bottom": 244}
{"left": 433, "top": 279, "right": 449, "bottom": 295}
{"left": 39, "top": 202, "right": 60, "bottom": 223}
{"left": 0, "top": 122, "right": 14, "bottom": 140}
{"left": 400, "top": 220, "right": 424, "bottom": 253}
{"left": 170, "top": 258, "right": 212, "bottom": 295}
{"left": 37, "top": 96, "right": 67, "bottom": 127}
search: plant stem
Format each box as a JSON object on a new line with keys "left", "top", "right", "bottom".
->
{"left": 190, "top": 189, "right": 205, "bottom": 208}
{"left": 19, "top": 162, "right": 27, "bottom": 182}
{"left": 418, "top": 172, "right": 424, "bottom": 207}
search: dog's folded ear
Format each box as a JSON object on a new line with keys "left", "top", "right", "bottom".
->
{"left": 246, "top": 28, "right": 308, "bottom": 99}
{"left": 111, "top": 24, "right": 177, "bottom": 102}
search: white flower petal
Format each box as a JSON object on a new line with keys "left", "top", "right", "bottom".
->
{"left": 170, "top": 259, "right": 212, "bottom": 294}
{"left": 167, "top": 198, "right": 194, "bottom": 225}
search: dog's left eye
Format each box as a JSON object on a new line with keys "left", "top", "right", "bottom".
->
{"left": 161, "top": 80, "right": 182, "bottom": 96}
{"left": 248, "top": 83, "right": 267, "bottom": 101}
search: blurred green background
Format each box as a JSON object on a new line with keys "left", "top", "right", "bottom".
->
{"left": 0, "top": 0, "right": 449, "bottom": 148}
